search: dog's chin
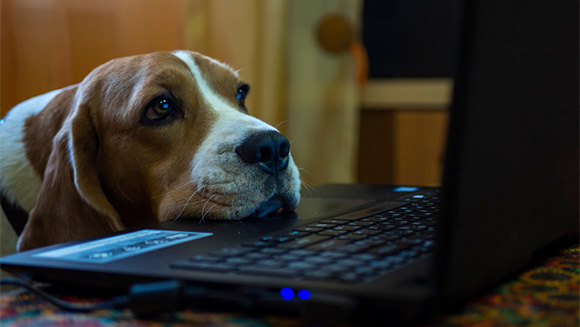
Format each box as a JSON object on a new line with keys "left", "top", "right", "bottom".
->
{"left": 249, "top": 196, "right": 283, "bottom": 218}
{"left": 249, "top": 195, "right": 299, "bottom": 218}
{"left": 160, "top": 192, "right": 300, "bottom": 221}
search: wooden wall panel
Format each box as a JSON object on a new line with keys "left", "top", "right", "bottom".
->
{"left": 358, "top": 110, "right": 395, "bottom": 184}
{"left": 392, "top": 110, "right": 448, "bottom": 187}
{"left": 358, "top": 109, "right": 448, "bottom": 187}
{"left": 1, "top": 0, "right": 187, "bottom": 117}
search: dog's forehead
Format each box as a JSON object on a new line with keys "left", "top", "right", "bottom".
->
{"left": 173, "top": 51, "right": 238, "bottom": 80}
{"left": 171, "top": 51, "right": 242, "bottom": 113}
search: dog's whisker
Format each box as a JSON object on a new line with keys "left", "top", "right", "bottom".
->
{"left": 172, "top": 184, "right": 206, "bottom": 222}
{"left": 298, "top": 167, "right": 314, "bottom": 179}
{"left": 199, "top": 194, "right": 216, "bottom": 223}
{"left": 201, "top": 204, "right": 216, "bottom": 223}
{"left": 152, "top": 180, "right": 194, "bottom": 198}
{"left": 299, "top": 177, "right": 318, "bottom": 196}
{"left": 168, "top": 199, "right": 207, "bottom": 209}
{"left": 117, "top": 184, "right": 138, "bottom": 205}
{"left": 227, "top": 199, "right": 236, "bottom": 222}
{"left": 275, "top": 120, "right": 288, "bottom": 129}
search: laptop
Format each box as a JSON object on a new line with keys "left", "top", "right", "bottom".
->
{"left": 1, "top": 0, "right": 578, "bottom": 323}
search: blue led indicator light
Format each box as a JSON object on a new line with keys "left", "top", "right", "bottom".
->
{"left": 281, "top": 287, "right": 295, "bottom": 301}
{"left": 298, "top": 289, "right": 311, "bottom": 300}
{"left": 393, "top": 186, "right": 420, "bottom": 192}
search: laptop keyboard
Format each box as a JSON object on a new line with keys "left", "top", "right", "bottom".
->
{"left": 171, "top": 192, "right": 439, "bottom": 284}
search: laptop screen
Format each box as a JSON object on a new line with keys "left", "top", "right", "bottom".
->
{"left": 436, "top": 0, "right": 579, "bottom": 305}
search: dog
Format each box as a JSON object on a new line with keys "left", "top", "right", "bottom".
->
{"left": 0, "top": 50, "right": 301, "bottom": 252}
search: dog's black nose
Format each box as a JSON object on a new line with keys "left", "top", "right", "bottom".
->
{"left": 235, "top": 131, "right": 290, "bottom": 175}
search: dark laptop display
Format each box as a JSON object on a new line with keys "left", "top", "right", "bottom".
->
{"left": 1, "top": 0, "right": 578, "bottom": 324}
{"left": 435, "top": 0, "right": 579, "bottom": 308}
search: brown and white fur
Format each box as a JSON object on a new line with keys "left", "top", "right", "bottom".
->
{"left": 0, "top": 51, "right": 300, "bottom": 252}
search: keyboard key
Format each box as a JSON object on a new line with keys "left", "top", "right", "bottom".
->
{"left": 347, "top": 221, "right": 375, "bottom": 227}
{"left": 288, "top": 249, "right": 315, "bottom": 257}
{"left": 335, "top": 258, "right": 366, "bottom": 267}
{"left": 332, "top": 225, "right": 360, "bottom": 232}
{"left": 319, "top": 230, "right": 348, "bottom": 237}
{"left": 189, "top": 255, "right": 224, "bottom": 263}
{"left": 320, "top": 265, "right": 351, "bottom": 274}
{"left": 280, "top": 235, "right": 332, "bottom": 249}
{"left": 357, "top": 229, "right": 382, "bottom": 236}
{"left": 303, "top": 271, "right": 335, "bottom": 281}
{"left": 377, "top": 224, "right": 397, "bottom": 231}
{"left": 353, "top": 239, "right": 385, "bottom": 248}
{"left": 255, "top": 259, "right": 285, "bottom": 267}
{"left": 224, "top": 257, "right": 254, "bottom": 265}
{"left": 303, "top": 256, "right": 333, "bottom": 264}
{"left": 306, "top": 239, "right": 350, "bottom": 251}
{"left": 349, "top": 253, "right": 378, "bottom": 261}
{"left": 336, "top": 272, "right": 363, "bottom": 283}
{"left": 242, "top": 241, "right": 275, "bottom": 248}
{"left": 371, "top": 233, "right": 401, "bottom": 243}
{"left": 312, "top": 223, "right": 337, "bottom": 229}
{"left": 245, "top": 252, "right": 270, "bottom": 260}
{"left": 397, "top": 237, "right": 426, "bottom": 246}
{"left": 293, "top": 226, "right": 324, "bottom": 233}
{"left": 278, "top": 254, "right": 304, "bottom": 262}
{"left": 370, "top": 244, "right": 410, "bottom": 256}
{"left": 334, "top": 244, "right": 369, "bottom": 254}
{"left": 209, "top": 247, "right": 256, "bottom": 257}
{"left": 337, "top": 233, "right": 366, "bottom": 241}
{"left": 287, "top": 261, "right": 318, "bottom": 271}
{"left": 319, "top": 219, "right": 350, "bottom": 225}
{"left": 318, "top": 251, "right": 349, "bottom": 259}
{"left": 171, "top": 261, "right": 237, "bottom": 273}
{"left": 237, "top": 266, "right": 300, "bottom": 278}
{"left": 259, "top": 247, "right": 289, "bottom": 255}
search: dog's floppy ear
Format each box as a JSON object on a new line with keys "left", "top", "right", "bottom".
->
{"left": 17, "top": 94, "right": 125, "bottom": 252}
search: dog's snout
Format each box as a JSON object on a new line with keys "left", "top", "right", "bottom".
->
{"left": 235, "top": 131, "right": 290, "bottom": 175}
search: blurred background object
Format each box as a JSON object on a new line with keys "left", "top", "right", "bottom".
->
{"left": 1, "top": 0, "right": 452, "bottom": 188}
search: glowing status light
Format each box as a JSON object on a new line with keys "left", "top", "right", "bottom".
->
{"left": 281, "top": 288, "right": 311, "bottom": 300}
{"left": 393, "top": 186, "right": 420, "bottom": 192}
{"left": 298, "top": 289, "right": 311, "bottom": 300}
{"left": 280, "top": 287, "right": 295, "bottom": 301}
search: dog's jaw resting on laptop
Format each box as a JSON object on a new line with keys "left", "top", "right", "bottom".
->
{"left": 0, "top": 51, "right": 301, "bottom": 252}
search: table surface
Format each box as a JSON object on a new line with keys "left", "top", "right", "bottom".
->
{"left": 1, "top": 244, "right": 578, "bottom": 327}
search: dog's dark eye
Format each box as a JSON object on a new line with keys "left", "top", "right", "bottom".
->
{"left": 236, "top": 84, "right": 250, "bottom": 108}
{"left": 145, "top": 97, "right": 174, "bottom": 122}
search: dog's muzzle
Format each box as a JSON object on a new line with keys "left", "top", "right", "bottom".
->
{"left": 235, "top": 130, "right": 294, "bottom": 217}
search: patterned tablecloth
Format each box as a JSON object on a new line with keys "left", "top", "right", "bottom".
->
{"left": 1, "top": 244, "right": 578, "bottom": 327}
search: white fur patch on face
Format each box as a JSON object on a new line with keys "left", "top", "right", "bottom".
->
{"left": 0, "top": 89, "right": 64, "bottom": 211}
{"left": 171, "top": 51, "right": 300, "bottom": 219}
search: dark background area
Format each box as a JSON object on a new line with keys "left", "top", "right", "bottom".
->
{"left": 362, "top": 0, "right": 455, "bottom": 78}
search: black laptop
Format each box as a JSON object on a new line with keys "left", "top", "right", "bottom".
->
{"left": 1, "top": 0, "right": 578, "bottom": 324}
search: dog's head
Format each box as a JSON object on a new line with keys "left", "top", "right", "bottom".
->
{"left": 17, "top": 51, "right": 300, "bottom": 250}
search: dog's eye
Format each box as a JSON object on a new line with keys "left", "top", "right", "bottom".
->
{"left": 236, "top": 84, "right": 250, "bottom": 108}
{"left": 145, "top": 97, "right": 174, "bottom": 122}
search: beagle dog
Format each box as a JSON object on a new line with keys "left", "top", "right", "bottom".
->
{"left": 0, "top": 50, "right": 301, "bottom": 252}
